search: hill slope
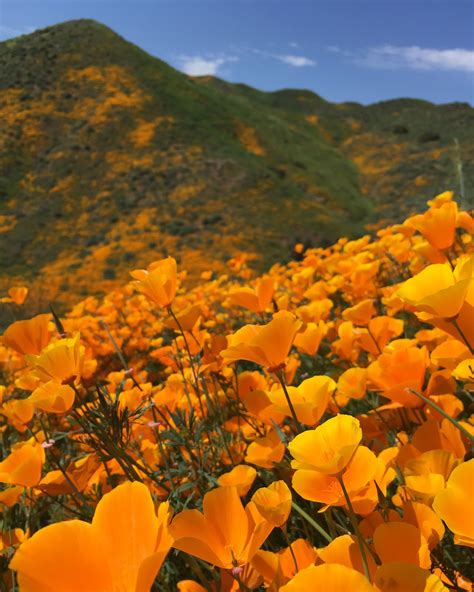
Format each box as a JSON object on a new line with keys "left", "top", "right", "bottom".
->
{"left": 0, "top": 19, "right": 473, "bottom": 304}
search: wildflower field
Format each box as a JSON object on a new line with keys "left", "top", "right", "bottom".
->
{"left": 0, "top": 191, "right": 473, "bottom": 591}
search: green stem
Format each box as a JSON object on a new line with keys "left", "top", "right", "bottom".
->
{"left": 444, "top": 250, "right": 455, "bottom": 271}
{"left": 291, "top": 501, "right": 332, "bottom": 543}
{"left": 168, "top": 305, "right": 220, "bottom": 465}
{"left": 337, "top": 473, "right": 372, "bottom": 584}
{"left": 35, "top": 417, "right": 92, "bottom": 511}
{"left": 325, "top": 508, "right": 338, "bottom": 539}
{"left": 408, "top": 389, "right": 474, "bottom": 442}
{"left": 168, "top": 306, "right": 200, "bottom": 387}
{"left": 281, "top": 525, "right": 299, "bottom": 573}
{"left": 366, "top": 325, "right": 382, "bottom": 355}
{"left": 450, "top": 318, "right": 474, "bottom": 355}
{"left": 185, "top": 556, "right": 212, "bottom": 592}
{"left": 99, "top": 320, "right": 143, "bottom": 390}
{"left": 276, "top": 370, "right": 303, "bottom": 433}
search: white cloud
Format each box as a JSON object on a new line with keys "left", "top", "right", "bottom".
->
{"left": 175, "top": 47, "right": 316, "bottom": 76}
{"left": 326, "top": 45, "right": 352, "bottom": 57}
{"left": 289, "top": 41, "right": 300, "bottom": 49}
{"left": 357, "top": 45, "right": 474, "bottom": 73}
{"left": 250, "top": 48, "right": 316, "bottom": 68}
{"left": 276, "top": 54, "right": 316, "bottom": 67}
{"left": 177, "top": 54, "right": 238, "bottom": 76}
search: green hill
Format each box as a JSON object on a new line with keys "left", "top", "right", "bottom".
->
{"left": 0, "top": 19, "right": 472, "bottom": 304}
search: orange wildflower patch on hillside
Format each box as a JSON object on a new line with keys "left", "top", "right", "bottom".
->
{"left": 0, "top": 215, "right": 17, "bottom": 234}
{"left": 169, "top": 181, "right": 206, "bottom": 203}
{"left": 65, "top": 66, "right": 145, "bottom": 125}
{"left": 305, "top": 114, "right": 319, "bottom": 125}
{"left": 129, "top": 116, "right": 175, "bottom": 147}
{"left": 235, "top": 121, "right": 266, "bottom": 156}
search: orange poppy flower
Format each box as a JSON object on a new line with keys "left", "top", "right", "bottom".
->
{"left": 267, "top": 375, "right": 335, "bottom": 426}
{"left": 332, "top": 321, "right": 359, "bottom": 362}
{"left": 28, "top": 380, "right": 75, "bottom": 414}
{"left": 397, "top": 259, "right": 472, "bottom": 319}
{"left": 251, "top": 480, "right": 292, "bottom": 527}
{"left": 426, "top": 190, "right": 453, "bottom": 208}
{"left": 367, "top": 344, "right": 428, "bottom": 407}
{"left": 402, "top": 501, "right": 445, "bottom": 550}
{"left": 433, "top": 459, "right": 474, "bottom": 548}
{"left": 452, "top": 358, "right": 474, "bottom": 382}
{"left": 1, "top": 286, "right": 28, "bottom": 305}
{"left": 342, "top": 299, "right": 376, "bottom": 326}
{"left": 26, "top": 334, "right": 84, "bottom": 386}
{"left": 0, "top": 441, "right": 44, "bottom": 488}
{"left": 404, "top": 449, "right": 458, "bottom": 505}
{"left": 406, "top": 201, "right": 457, "bottom": 251}
{"left": 373, "top": 522, "right": 430, "bottom": 568}
{"left": 291, "top": 445, "right": 377, "bottom": 509}
{"left": 131, "top": 256, "right": 178, "bottom": 308}
{"left": 434, "top": 283, "right": 474, "bottom": 353}
{"left": 0, "top": 486, "right": 24, "bottom": 508}
{"left": 177, "top": 581, "right": 209, "bottom": 592}
{"left": 170, "top": 486, "right": 273, "bottom": 569}
{"left": 359, "top": 509, "right": 401, "bottom": 539}
{"left": 293, "top": 321, "right": 327, "bottom": 356}
{"left": 242, "top": 388, "right": 285, "bottom": 426}
{"left": 457, "top": 209, "right": 474, "bottom": 233}
{"left": 252, "top": 539, "right": 316, "bottom": 590}
{"left": 278, "top": 539, "right": 317, "bottom": 582}
{"left": 351, "top": 261, "right": 380, "bottom": 299}
{"left": 217, "top": 465, "right": 257, "bottom": 497}
{"left": 318, "top": 534, "right": 377, "bottom": 579}
{"left": 401, "top": 258, "right": 474, "bottom": 352}
{"left": 0, "top": 528, "right": 26, "bottom": 554}
{"left": 411, "top": 418, "right": 468, "bottom": 462}
{"left": 280, "top": 563, "right": 375, "bottom": 592}
{"left": 1, "top": 399, "right": 34, "bottom": 433}
{"left": 227, "top": 276, "right": 275, "bottom": 314}
{"left": 221, "top": 311, "right": 301, "bottom": 371}
{"left": 289, "top": 414, "right": 362, "bottom": 475}
{"left": 346, "top": 454, "right": 396, "bottom": 515}
{"left": 2, "top": 314, "right": 51, "bottom": 356}
{"left": 219, "top": 562, "right": 263, "bottom": 590}
{"left": 337, "top": 368, "right": 367, "bottom": 400}
{"left": 431, "top": 340, "right": 470, "bottom": 371}
{"left": 358, "top": 316, "right": 404, "bottom": 354}
{"left": 38, "top": 454, "right": 101, "bottom": 497}
{"left": 10, "top": 481, "right": 173, "bottom": 591}
{"left": 165, "top": 304, "right": 202, "bottom": 332}
{"left": 296, "top": 298, "right": 333, "bottom": 323}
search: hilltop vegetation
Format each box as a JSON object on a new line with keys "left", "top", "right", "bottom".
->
{"left": 0, "top": 19, "right": 473, "bottom": 307}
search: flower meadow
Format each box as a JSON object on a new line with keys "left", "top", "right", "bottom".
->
{"left": 0, "top": 191, "right": 473, "bottom": 591}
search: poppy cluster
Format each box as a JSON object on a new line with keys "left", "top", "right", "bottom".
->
{"left": 0, "top": 191, "right": 473, "bottom": 591}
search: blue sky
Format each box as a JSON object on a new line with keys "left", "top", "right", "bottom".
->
{"left": 1, "top": 0, "right": 473, "bottom": 105}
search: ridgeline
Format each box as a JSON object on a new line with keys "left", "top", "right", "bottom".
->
{"left": 1, "top": 19, "right": 472, "bottom": 305}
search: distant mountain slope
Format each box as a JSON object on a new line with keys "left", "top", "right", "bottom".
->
{"left": 0, "top": 19, "right": 472, "bottom": 304}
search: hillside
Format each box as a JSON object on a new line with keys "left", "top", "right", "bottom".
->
{"left": 1, "top": 19, "right": 473, "bottom": 306}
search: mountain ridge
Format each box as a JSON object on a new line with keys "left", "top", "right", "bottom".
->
{"left": 1, "top": 19, "right": 472, "bottom": 307}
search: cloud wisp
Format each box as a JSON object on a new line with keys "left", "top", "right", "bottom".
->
{"left": 354, "top": 45, "right": 474, "bottom": 73}
{"left": 175, "top": 47, "right": 316, "bottom": 77}
{"left": 276, "top": 54, "right": 316, "bottom": 67}
{"left": 251, "top": 48, "right": 316, "bottom": 68}
{"left": 176, "top": 54, "right": 239, "bottom": 76}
